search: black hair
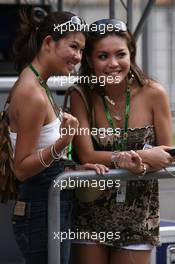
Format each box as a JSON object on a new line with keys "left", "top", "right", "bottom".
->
{"left": 13, "top": 10, "right": 86, "bottom": 73}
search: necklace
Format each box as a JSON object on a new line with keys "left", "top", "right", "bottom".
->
{"left": 104, "top": 93, "right": 125, "bottom": 121}
{"left": 101, "top": 87, "right": 131, "bottom": 151}
{"left": 104, "top": 95, "right": 115, "bottom": 106}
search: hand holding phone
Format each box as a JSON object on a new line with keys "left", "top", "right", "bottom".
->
{"left": 166, "top": 149, "right": 175, "bottom": 157}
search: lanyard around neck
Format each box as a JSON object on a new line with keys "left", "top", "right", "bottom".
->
{"left": 101, "top": 87, "right": 131, "bottom": 150}
{"left": 28, "top": 63, "right": 58, "bottom": 116}
{"left": 28, "top": 63, "right": 73, "bottom": 160}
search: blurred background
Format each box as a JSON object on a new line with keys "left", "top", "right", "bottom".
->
{"left": 0, "top": 1, "right": 175, "bottom": 263}
{"left": 0, "top": 0, "right": 175, "bottom": 127}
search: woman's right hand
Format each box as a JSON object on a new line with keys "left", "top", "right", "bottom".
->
{"left": 59, "top": 112, "right": 79, "bottom": 145}
{"left": 52, "top": 112, "right": 79, "bottom": 157}
{"left": 141, "top": 146, "right": 173, "bottom": 171}
{"left": 53, "top": 112, "right": 79, "bottom": 154}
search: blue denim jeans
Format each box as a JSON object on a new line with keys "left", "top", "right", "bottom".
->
{"left": 12, "top": 161, "right": 73, "bottom": 264}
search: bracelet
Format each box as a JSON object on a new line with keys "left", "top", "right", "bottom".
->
{"left": 53, "top": 144, "right": 61, "bottom": 157}
{"left": 50, "top": 144, "right": 62, "bottom": 160}
{"left": 50, "top": 143, "right": 68, "bottom": 160}
{"left": 138, "top": 163, "right": 147, "bottom": 178}
{"left": 143, "top": 144, "right": 153, "bottom": 150}
{"left": 38, "top": 149, "right": 53, "bottom": 168}
{"left": 111, "top": 151, "right": 120, "bottom": 168}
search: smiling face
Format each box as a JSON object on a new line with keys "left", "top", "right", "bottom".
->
{"left": 89, "top": 35, "right": 131, "bottom": 87}
{"left": 49, "top": 32, "right": 85, "bottom": 75}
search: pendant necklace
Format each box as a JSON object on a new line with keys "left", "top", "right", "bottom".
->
{"left": 104, "top": 93, "right": 125, "bottom": 121}
{"left": 101, "top": 87, "right": 131, "bottom": 151}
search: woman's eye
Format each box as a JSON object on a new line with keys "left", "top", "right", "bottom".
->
{"left": 117, "top": 52, "right": 126, "bottom": 58}
{"left": 71, "top": 44, "right": 78, "bottom": 50}
{"left": 98, "top": 54, "right": 107, "bottom": 60}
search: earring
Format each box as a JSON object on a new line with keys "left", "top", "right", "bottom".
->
{"left": 127, "top": 69, "right": 135, "bottom": 85}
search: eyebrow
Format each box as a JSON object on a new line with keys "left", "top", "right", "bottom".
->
{"left": 96, "top": 48, "right": 127, "bottom": 53}
{"left": 70, "top": 40, "right": 85, "bottom": 49}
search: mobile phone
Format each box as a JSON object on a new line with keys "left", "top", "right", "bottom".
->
{"left": 166, "top": 149, "right": 175, "bottom": 157}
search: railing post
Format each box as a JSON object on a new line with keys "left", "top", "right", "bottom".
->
{"left": 48, "top": 167, "right": 175, "bottom": 264}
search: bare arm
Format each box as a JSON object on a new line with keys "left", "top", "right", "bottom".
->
{"left": 138, "top": 82, "right": 173, "bottom": 169}
{"left": 70, "top": 89, "right": 144, "bottom": 174}
{"left": 70, "top": 90, "right": 113, "bottom": 166}
{"left": 13, "top": 85, "right": 77, "bottom": 181}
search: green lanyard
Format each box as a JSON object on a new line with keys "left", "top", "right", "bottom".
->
{"left": 28, "top": 63, "right": 57, "bottom": 112}
{"left": 101, "top": 87, "right": 131, "bottom": 151}
{"left": 28, "top": 63, "right": 72, "bottom": 160}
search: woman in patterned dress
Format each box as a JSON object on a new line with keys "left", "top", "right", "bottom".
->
{"left": 70, "top": 19, "right": 173, "bottom": 264}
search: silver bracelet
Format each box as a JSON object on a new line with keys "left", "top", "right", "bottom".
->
{"left": 111, "top": 151, "right": 120, "bottom": 168}
{"left": 38, "top": 149, "right": 53, "bottom": 168}
{"left": 51, "top": 145, "right": 60, "bottom": 160}
{"left": 50, "top": 144, "right": 63, "bottom": 160}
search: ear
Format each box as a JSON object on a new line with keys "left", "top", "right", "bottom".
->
{"left": 42, "top": 35, "right": 54, "bottom": 52}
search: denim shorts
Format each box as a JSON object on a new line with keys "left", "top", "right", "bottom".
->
{"left": 12, "top": 161, "right": 74, "bottom": 264}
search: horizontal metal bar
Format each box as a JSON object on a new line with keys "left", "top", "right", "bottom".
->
{"left": 48, "top": 166, "right": 175, "bottom": 264}
{"left": 0, "top": 76, "right": 76, "bottom": 91}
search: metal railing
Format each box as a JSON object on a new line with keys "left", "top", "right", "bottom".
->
{"left": 48, "top": 166, "right": 175, "bottom": 264}
{"left": 0, "top": 77, "right": 73, "bottom": 92}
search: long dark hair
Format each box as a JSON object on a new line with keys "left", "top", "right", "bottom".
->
{"left": 13, "top": 10, "right": 86, "bottom": 73}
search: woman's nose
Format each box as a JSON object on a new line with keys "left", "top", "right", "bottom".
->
{"left": 108, "top": 57, "right": 119, "bottom": 67}
{"left": 74, "top": 50, "right": 82, "bottom": 63}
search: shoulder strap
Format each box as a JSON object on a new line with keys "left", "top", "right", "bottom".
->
{"left": 1, "top": 90, "right": 13, "bottom": 122}
{"left": 2, "top": 82, "right": 18, "bottom": 113}
{"left": 3, "top": 91, "right": 12, "bottom": 111}
{"left": 63, "top": 85, "right": 91, "bottom": 120}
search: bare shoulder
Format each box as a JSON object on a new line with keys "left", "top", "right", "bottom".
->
{"left": 70, "top": 85, "right": 84, "bottom": 102}
{"left": 70, "top": 85, "right": 90, "bottom": 120}
{"left": 70, "top": 86, "right": 88, "bottom": 110}
{"left": 143, "top": 79, "right": 167, "bottom": 98}
{"left": 141, "top": 80, "right": 167, "bottom": 103}
{"left": 9, "top": 72, "right": 47, "bottom": 125}
{"left": 12, "top": 74, "right": 46, "bottom": 110}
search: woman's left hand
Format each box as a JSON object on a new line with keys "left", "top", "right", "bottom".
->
{"left": 77, "top": 163, "right": 109, "bottom": 175}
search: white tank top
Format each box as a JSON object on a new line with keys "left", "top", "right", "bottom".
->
{"left": 9, "top": 118, "right": 61, "bottom": 152}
